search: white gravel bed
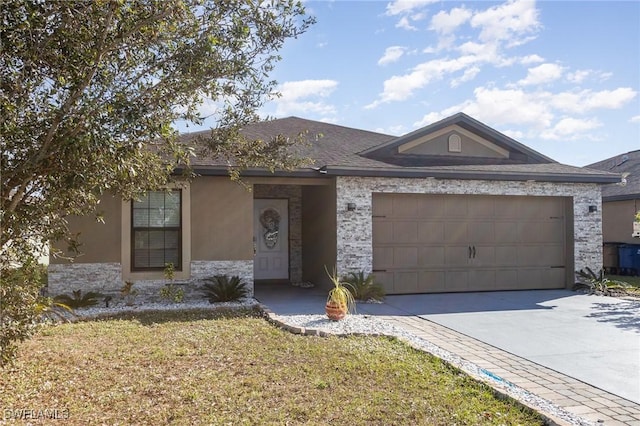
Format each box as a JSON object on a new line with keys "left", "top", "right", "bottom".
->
{"left": 272, "top": 313, "right": 595, "bottom": 426}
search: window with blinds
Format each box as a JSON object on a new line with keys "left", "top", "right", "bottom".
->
{"left": 132, "top": 190, "right": 182, "bottom": 270}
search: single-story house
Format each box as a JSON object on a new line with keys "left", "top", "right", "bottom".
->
{"left": 586, "top": 150, "right": 640, "bottom": 271}
{"left": 48, "top": 113, "right": 620, "bottom": 299}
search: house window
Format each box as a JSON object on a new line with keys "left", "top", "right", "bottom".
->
{"left": 132, "top": 190, "right": 182, "bottom": 270}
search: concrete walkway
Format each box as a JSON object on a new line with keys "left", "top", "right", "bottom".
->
{"left": 256, "top": 286, "right": 640, "bottom": 426}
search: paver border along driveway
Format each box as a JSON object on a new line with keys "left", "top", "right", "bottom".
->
{"left": 357, "top": 290, "right": 640, "bottom": 404}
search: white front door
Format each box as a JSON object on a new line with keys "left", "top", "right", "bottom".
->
{"left": 254, "top": 199, "right": 289, "bottom": 280}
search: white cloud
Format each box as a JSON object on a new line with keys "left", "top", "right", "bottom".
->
{"left": 430, "top": 7, "right": 472, "bottom": 34}
{"left": 369, "top": 0, "right": 546, "bottom": 108}
{"left": 567, "top": 69, "right": 613, "bottom": 84}
{"left": 366, "top": 56, "right": 480, "bottom": 108}
{"left": 395, "top": 16, "right": 417, "bottom": 31}
{"left": 550, "top": 88, "right": 637, "bottom": 113}
{"left": 274, "top": 79, "right": 338, "bottom": 117}
{"left": 470, "top": 0, "right": 541, "bottom": 45}
{"left": 385, "top": 0, "right": 437, "bottom": 16}
{"left": 386, "top": 0, "right": 435, "bottom": 31}
{"left": 631, "top": 115, "right": 640, "bottom": 123}
{"left": 451, "top": 66, "right": 481, "bottom": 87}
{"left": 519, "top": 54, "right": 545, "bottom": 65}
{"left": 518, "top": 63, "right": 565, "bottom": 86}
{"left": 541, "top": 117, "right": 602, "bottom": 140}
{"left": 413, "top": 84, "right": 636, "bottom": 144}
{"left": 378, "top": 46, "right": 407, "bottom": 66}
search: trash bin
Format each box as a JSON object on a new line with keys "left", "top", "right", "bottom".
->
{"left": 618, "top": 244, "right": 640, "bottom": 275}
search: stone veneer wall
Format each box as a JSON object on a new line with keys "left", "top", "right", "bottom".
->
{"left": 335, "top": 176, "right": 603, "bottom": 282}
{"left": 47, "top": 260, "right": 254, "bottom": 303}
{"left": 253, "top": 184, "right": 303, "bottom": 283}
{"left": 48, "top": 263, "right": 122, "bottom": 297}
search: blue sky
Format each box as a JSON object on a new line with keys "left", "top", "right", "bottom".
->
{"left": 188, "top": 0, "right": 640, "bottom": 167}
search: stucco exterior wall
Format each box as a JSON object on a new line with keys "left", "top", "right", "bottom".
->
{"left": 191, "top": 177, "right": 253, "bottom": 261}
{"left": 49, "top": 194, "right": 122, "bottom": 264}
{"left": 335, "top": 176, "right": 603, "bottom": 287}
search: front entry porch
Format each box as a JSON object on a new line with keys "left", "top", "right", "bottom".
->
{"left": 251, "top": 179, "right": 336, "bottom": 292}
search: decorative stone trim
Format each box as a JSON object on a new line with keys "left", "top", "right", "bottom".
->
{"left": 191, "top": 260, "right": 254, "bottom": 296}
{"left": 47, "top": 263, "right": 122, "bottom": 297}
{"left": 47, "top": 260, "right": 255, "bottom": 303}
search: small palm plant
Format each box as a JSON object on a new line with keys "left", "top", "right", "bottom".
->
{"left": 325, "top": 266, "right": 356, "bottom": 321}
{"left": 53, "top": 289, "right": 103, "bottom": 309}
{"left": 574, "top": 267, "right": 632, "bottom": 296}
{"left": 342, "top": 271, "right": 385, "bottom": 302}
{"left": 201, "top": 275, "right": 248, "bottom": 303}
{"left": 36, "top": 297, "right": 75, "bottom": 322}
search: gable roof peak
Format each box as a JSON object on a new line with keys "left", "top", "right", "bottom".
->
{"left": 360, "top": 112, "right": 555, "bottom": 165}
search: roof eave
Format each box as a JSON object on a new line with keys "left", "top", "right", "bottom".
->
{"left": 175, "top": 166, "right": 328, "bottom": 179}
{"left": 323, "top": 166, "right": 621, "bottom": 184}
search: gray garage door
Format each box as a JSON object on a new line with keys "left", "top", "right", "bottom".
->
{"left": 372, "top": 193, "right": 570, "bottom": 294}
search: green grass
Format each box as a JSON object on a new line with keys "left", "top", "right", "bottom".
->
{"left": 1, "top": 310, "right": 545, "bottom": 425}
{"left": 606, "top": 274, "right": 640, "bottom": 288}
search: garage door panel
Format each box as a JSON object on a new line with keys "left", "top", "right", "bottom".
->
{"left": 518, "top": 245, "right": 564, "bottom": 266}
{"left": 495, "top": 246, "right": 519, "bottom": 266}
{"left": 445, "top": 222, "right": 468, "bottom": 244}
{"left": 446, "top": 245, "right": 472, "bottom": 266}
{"left": 469, "top": 198, "right": 495, "bottom": 219}
{"left": 393, "top": 195, "right": 419, "bottom": 217}
{"left": 469, "top": 269, "right": 495, "bottom": 290}
{"left": 445, "top": 197, "right": 469, "bottom": 218}
{"left": 473, "top": 245, "right": 495, "bottom": 267}
{"left": 394, "top": 221, "right": 418, "bottom": 243}
{"left": 445, "top": 270, "right": 469, "bottom": 291}
{"left": 419, "top": 246, "right": 445, "bottom": 267}
{"left": 418, "top": 222, "right": 445, "bottom": 243}
{"left": 418, "top": 196, "right": 446, "bottom": 217}
{"left": 372, "top": 194, "right": 392, "bottom": 217}
{"left": 494, "top": 198, "right": 521, "bottom": 218}
{"left": 376, "top": 272, "right": 395, "bottom": 294}
{"left": 420, "top": 270, "right": 446, "bottom": 292}
{"left": 373, "top": 247, "right": 394, "bottom": 268}
{"left": 468, "top": 222, "right": 495, "bottom": 243}
{"left": 495, "top": 222, "right": 519, "bottom": 243}
{"left": 373, "top": 221, "right": 393, "bottom": 244}
{"left": 395, "top": 271, "right": 419, "bottom": 293}
{"left": 495, "top": 270, "right": 518, "bottom": 290}
{"left": 394, "top": 247, "right": 418, "bottom": 267}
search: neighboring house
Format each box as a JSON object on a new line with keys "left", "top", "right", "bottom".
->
{"left": 48, "top": 113, "right": 619, "bottom": 299}
{"left": 587, "top": 150, "right": 640, "bottom": 271}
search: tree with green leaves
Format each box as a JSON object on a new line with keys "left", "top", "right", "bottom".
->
{"left": 0, "top": 0, "right": 314, "bottom": 365}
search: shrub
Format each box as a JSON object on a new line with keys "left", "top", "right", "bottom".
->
{"left": 342, "top": 271, "right": 385, "bottom": 301}
{"left": 574, "top": 268, "right": 633, "bottom": 296}
{"left": 0, "top": 261, "right": 46, "bottom": 366}
{"left": 159, "top": 285, "right": 184, "bottom": 303}
{"left": 53, "top": 290, "right": 103, "bottom": 309}
{"left": 201, "top": 275, "right": 248, "bottom": 303}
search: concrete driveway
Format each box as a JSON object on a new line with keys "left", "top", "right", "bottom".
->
{"left": 356, "top": 290, "right": 640, "bottom": 404}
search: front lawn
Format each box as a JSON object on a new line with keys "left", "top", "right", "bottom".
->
{"left": 607, "top": 274, "right": 640, "bottom": 288}
{"left": 1, "top": 310, "right": 545, "bottom": 425}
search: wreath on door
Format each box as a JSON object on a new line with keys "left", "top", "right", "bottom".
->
{"left": 259, "top": 208, "right": 281, "bottom": 249}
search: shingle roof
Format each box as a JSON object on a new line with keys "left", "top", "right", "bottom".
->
{"left": 179, "top": 116, "right": 619, "bottom": 184}
{"left": 586, "top": 150, "right": 640, "bottom": 199}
